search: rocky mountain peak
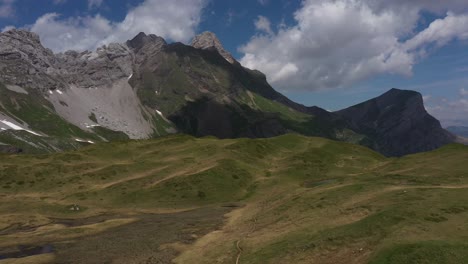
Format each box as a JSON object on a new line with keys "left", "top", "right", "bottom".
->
{"left": 381, "top": 88, "right": 420, "bottom": 101}
{"left": 0, "top": 29, "right": 59, "bottom": 91}
{"left": 126, "top": 32, "right": 167, "bottom": 52}
{"left": 335, "top": 88, "right": 455, "bottom": 156}
{"left": 373, "top": 88, "right": 425, "bottom": 112}
{"left": 1, "top": 29, "right": 43, "bottom": 47}
{"left": 191, "top": 31, "right": 236, "bottom": 64}
{"left": 0, "top": 28, "right": 55, "bottom": 60}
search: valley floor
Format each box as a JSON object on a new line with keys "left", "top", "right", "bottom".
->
{"left": 0, "top": 134, "right": 467, "bottom": 264}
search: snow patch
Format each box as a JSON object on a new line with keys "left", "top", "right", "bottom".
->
{"left": 84, "top": 123, "right": 101, "bottom": 129}
{"left": 57, "top": 90, "right": 63, "bottom": 95}
{"left": 24, "top": 129, "right": 42, "bottom": 136}
{"left": 128, "top": 73, "right": 133, "bottom": 80}
{"left": 49, "top": 90, "right": 53, "bottom": 95}
{"left": 0, "top": 120, "right": 42, "bottom": 136}
{"left": 1, "top": 120, "right": 23, "bottom": 130}
{"left": 74, "top": 138, "right": 95, "bottom": 144}
{"left": 156, "top": 110, "right": 163, "bottom": 117}
{"left": 6, "top": 85, "right": 28, "bottom": 94}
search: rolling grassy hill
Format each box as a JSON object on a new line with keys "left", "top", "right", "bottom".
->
{"left": 0, "top": 134, "right": 467, "bottom": 263}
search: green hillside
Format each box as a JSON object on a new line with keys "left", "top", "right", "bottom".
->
{"left": 0, "top": 135, "right": 467, "bottom": 263}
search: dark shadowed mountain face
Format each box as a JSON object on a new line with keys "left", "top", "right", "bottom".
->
{"left": 335, "top": 88, "right": 456, "bottom": 156}
{"left": 0, "top": 29, "right": 455, "bottom": 155}
{"left": 125, "top": 32, "right": 359, "bottom": 141}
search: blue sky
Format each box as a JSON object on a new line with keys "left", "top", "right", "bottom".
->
{"left": 1, "top": 0, "right": 468, "bottom": 126}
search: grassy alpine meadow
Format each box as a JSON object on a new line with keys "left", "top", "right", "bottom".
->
{"left": 0, "top": 134, "right": 467, "bottom": 263}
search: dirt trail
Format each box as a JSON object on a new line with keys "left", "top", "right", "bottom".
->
{"left": 147, "top": 163, "right": 218, "bottom": 188}
{"left": 95, "top": 165, "right": 169, "bottom": 189}
{"left": 235, "top": 240, "right": 242, "bottom": 264}
{"left": 235, "top": 217, "right": 257, "bottom": 264}
{"left": 344, "top": 184, "right": 468, "bottom": 207}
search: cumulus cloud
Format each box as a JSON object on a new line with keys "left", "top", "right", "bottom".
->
{"left": 240, "top": 0, "right": 468, "bottom": 91}
{"left": 88, "top": 0, "right": 103, "bottom": 9}
{"left": 368, "top": 0, "right": 468, "bottom": 15}
{"left": 461, "top": 88, "right": 468, "bottom": 96}
{"left": 1, "top": 25, "right": 14, "bottom": 32}
{"left": 427, "top": 97, "right": 468, "bottom": 126}
{"left": 29, "top": 0, "right": 207, "bottom": 52}
{"left": 30, "top": 13, "right": 113, "bottom": 52}
{"left": 254, "top": 16, "right": 273, "bottom": 35}
{"left": 404, "top": 12, "right": 468, "bottom": 52}
{"left": 0, "top": 0, "right": 15, "bottom": 18}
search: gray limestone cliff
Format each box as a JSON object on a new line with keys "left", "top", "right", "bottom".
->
{"left": 191, "top": 31, "right": 236, "bottom": 64}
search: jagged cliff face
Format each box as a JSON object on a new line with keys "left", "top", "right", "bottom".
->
{"left": 335, "top": 88, "right": 456, "bottom": 156}
{"left": 0, "top": 29, "right": 315, "bottom": 151}
{"left": 0, "top": 29, "right": 455, "bottom": 155}
{"left": 0, "top": 30, "right": 168, "bottom": 145}
{"left": 191, "top": 31, "right": 237, "bottom": 64}
{"left": 0, "top": 30, "right": 60, "bottom": 91}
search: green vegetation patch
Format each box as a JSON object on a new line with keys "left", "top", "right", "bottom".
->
{"left": 370, "top": 242, "right": 468, "bottom": 264}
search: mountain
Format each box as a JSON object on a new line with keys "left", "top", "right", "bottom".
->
{"left": 191, "top": 31, "right": 237, "bottom": 64}
{"left": 0, "top": 29, "right": 455, "bottom": 155}
{"left": 0, "top": 29, "right": 358, "bottom": 152}
{"left": 335, "top": 88, "right": 455, "bottom": 156}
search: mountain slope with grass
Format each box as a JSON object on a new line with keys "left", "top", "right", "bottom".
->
{"left": 0, "top": 134, "right": 467, "bottom": 263}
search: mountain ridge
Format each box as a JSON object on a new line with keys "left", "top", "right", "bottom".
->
{"left": 0, "top": 29, "right": 455, "bottom": 156}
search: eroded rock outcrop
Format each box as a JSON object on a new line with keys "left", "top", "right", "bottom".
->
{"left": 191, "top": 31, "right": 236, "bottom": 64}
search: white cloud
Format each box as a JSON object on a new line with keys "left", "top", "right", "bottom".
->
{"left": 240, "top": 0, "right": 468, "bottom": 91}
{"left": 404, "top": 12, "right": 468, "bottom": 52}
{"left": 368, "top": 0, "right": 468, "bottom": 15}
{"left": 88, "top": 0, "right": 103, "bottom": 9}
{"left": 0, "top": 0, "right": 15, "bottom": 18}
{"left": 258, "top": 0, "right": 269, "bottom": 6}
{"left": 427, "top": 97, "right": 468, "bottom": 126}
{"left": 461, "top": 88, "right": 468, "bottom": 96}
{"left": 30, "top": 13, "right": 113, "bottom": 52}
{"left": 52, "top": 0, "right": 67, "bottom": 4}
{"left": 1, "top": 25, "right": 14, "bottom": 32}
{"left": 29, "top": 0, "right": 207, "bottom": 52}
{"left": 254, "top": 16, "right": 273, "bottom": 35}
